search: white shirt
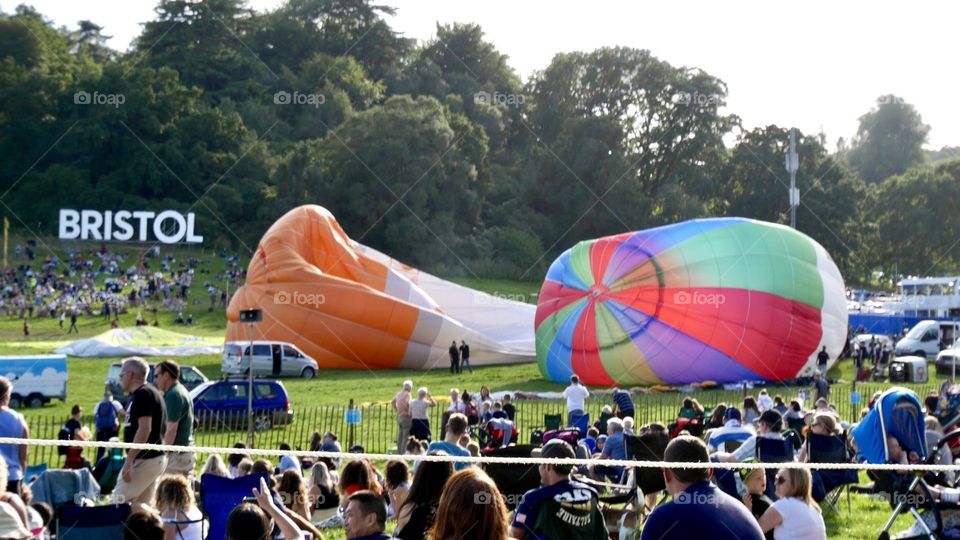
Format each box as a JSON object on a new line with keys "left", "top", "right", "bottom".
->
{"left": 410, "top": 399, "right": 432, "bottom": 419}
{"left": 771, "top": 497, "right": 826, "bottom": 540}
{"left": 562, "top": 384, "right": 589, "bottom": 412}
{"left": 162, "top": 508, "right": 205, "bottom": 540}
{"left": 758, "top": 394, "right": 774, "bottom": 411}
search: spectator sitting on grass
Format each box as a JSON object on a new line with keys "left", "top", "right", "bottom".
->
{"left": 714, "top": 410, "right": 787, "bottom": 463}
{"left": 278, "top": 469, "right": 311, "bottom": 520}
{"left": 201, "top": 454, "right": 230, "bottom": 478}
{"left": 428, "top": 413, "right": 472, "bottom": 471}
{"left": 343, "top": 490, "right": 390, "bottom": 540}
{"left": 385, "top": 461, "right": 411, "bottom": 519}
{"left": 395, "top": 452, "right": 454, "bottom": 540}
{"left": 338, "top": 460, "right": 384, "bottom": 512}
{"left": 124, "top": 511, "right": 164, "bottom": 540}
{"left": 226, "top": 477, "right": 306, "bottom": 540}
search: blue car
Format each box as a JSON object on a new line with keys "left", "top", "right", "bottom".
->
{"left": 190, "top": 378, "right": 293, "bottom": 431}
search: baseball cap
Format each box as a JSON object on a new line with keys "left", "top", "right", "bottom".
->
{"left": 541, "top": 439, "right": 576, "bottom": 460}
{"left": 724, "top": 407, "right": 742, "bottom": 422}
{"left": 739, "top": 458, "right": 763, "bottom": 482}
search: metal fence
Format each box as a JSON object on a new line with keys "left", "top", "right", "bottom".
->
{"left": 22, "top": 381, "right": 940, "bottom": 466}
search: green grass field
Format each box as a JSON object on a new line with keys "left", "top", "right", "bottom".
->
{"left": 0, "top": 238, "right": 941, "bottom": 538}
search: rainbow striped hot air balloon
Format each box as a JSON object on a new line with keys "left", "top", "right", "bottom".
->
{"left": 535, "top": 218, "right": 848, "bottom": 386}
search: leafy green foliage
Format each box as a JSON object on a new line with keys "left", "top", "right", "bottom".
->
{"left": 0, "top": 2, "right": 948, "bottom": 285}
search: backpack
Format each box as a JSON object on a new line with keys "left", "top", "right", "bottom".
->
{"left": 95, "top": 401, "right": 118, "bottom": 431}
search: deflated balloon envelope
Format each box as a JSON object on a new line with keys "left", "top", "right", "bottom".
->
{"left": 534, "top": 218, "right": 847, "bottom": 386}
{"left": 226, "top": 205, "right": 535, "bottom": 370}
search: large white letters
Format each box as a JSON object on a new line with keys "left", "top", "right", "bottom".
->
{"left": 57, "top": 209, "right": 204, "bottom": 244}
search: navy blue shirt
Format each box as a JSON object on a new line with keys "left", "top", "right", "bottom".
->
{"left": 612, "top": 390, "right": 635, "bottom": 413}
{"left": 641, "top": 481, "right": 764, "bottom": 540}
{"left": 512, "top": 479, "right": 606, "bottom": 540}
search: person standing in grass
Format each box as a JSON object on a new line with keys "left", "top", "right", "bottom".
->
{"left": 155, "top": 360, "right": 195, "bottom": 481}
{"left": 448, "top": 342, "right": 460, "bottom": 374}
{"left": 562, "top": 375, "right": 589, "bottom": 427}
{"left": 458, "top": 341, "right": 472, "bottom": 374}
{"left": 0, "top": 377, "right": 28, "bottom": 496}
{"left": 392, "top": 381, "right": 413, "bottom": 454}
{"left": 427, "top": 414, "right": 472, "bottom": 471}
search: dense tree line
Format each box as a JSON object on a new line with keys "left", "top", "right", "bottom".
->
{"left": 0, "top": 1, "right": 955, "bottom": 286}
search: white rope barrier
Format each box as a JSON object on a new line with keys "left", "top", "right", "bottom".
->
{"left": 4, "top": 437, "right": 960, "bottom": 472}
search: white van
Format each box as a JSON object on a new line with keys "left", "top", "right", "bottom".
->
{"left": 1, "top": 354, "right": 68, "bottom": 408}
{"left": 222, "top": 341, "right": 317, "bottom": 379}
{"left": 895, "top": 320, "right": 960, "bottom": 358}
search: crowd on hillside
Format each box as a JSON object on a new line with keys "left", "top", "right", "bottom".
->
{"left": 0, "top": 244, "right": 244, "bottom": 328}
{"left": 0, "top": 359, "right": 953, "bottom": 539}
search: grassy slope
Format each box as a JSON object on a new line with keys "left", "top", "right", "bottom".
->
{"left": 0, "top": 239, "right": 932, "bottom": 538}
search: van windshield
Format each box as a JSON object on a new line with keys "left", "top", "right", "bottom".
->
{"left": 906, "top": 324, "right": 932, "bottom": 340}
{"left": 226, "top": 344, "right": 243, "bottom": 356}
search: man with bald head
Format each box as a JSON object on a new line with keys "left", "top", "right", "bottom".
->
{"left": 113, "top": 357, "right": 167, "bottom": 511}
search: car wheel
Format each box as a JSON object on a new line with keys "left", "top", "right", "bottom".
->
{"left": 26, "top": 394, "right": 45, "bottom": 408}
{"left": 255, "top": 413, "right": 273, "bottom": 432}
{"left": 301, "top": 367, "right": 315, "bottom": 380}
{"left": 8, "top": 395, "right": 21, "bottom": 409}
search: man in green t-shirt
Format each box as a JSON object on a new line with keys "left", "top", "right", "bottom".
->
{"left": 155, "top": 360, "right": 195, "bottom": 480}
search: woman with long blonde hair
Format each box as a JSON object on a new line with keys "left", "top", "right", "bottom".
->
{"left": 753, "top": 468, "right": 825, "bottom": 540}
{"left": 426, "top": 468, "right": 510, "bottom": 540}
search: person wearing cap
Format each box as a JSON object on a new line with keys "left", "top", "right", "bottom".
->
{"left": 94, "top": 391, "right": 125, "bottom": 462}
{"left": 715, "top": 410, "right": 789, "bottom": 463}
{"left": 510, "top": 440, "right": 606, "bottom": 540}
{"left": 641, "top": 436, "right": 764, "bottom": 540}
{"left": 739, "top": 459, "right": 773, "bottom": 536}
{"left": 706, "top": 407, "right": 755, "bottom": 452}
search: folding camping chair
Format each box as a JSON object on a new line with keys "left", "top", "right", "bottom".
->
{"left": 806, "top": 432, "right": 858, "bottom": 513}
{"left": 482, "top": 445, "right": 542, "bottom": 511}
{"left": 595, "top": 429, "right": 670, "bottom": 535}
{"left": 24, "top": 463, "right": 47, "bottom": 483}
{"left": 571, "top": 413, "right": 591, "bottom": 436}
{"left": 544, "top": 414, "right": 562, "bottom": 432}
{"left": 56, "top": 504, "right": 131, "bottom": 540}
{"left": 757, "top": 436, "right": 795, "bottom": 500}
{"left": 201, "top": 473, "right": 270, "bottom": 540}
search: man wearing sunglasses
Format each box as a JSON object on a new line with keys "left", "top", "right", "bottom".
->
{"left": 112, "top": 357, "right": 167, "bottom": 511}
{"left": 641, "top": 436, "right": 764, "bottom": 540}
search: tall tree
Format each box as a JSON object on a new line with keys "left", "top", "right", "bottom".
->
{"left": 135, "top": 0, "right": 269, "bottom": 104}
{"left": 847, "top": 95, "right": 930, "bottom": 184}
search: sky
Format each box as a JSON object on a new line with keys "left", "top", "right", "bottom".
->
{"left": 6, "top": 0, "right": 958, "bottom": 151}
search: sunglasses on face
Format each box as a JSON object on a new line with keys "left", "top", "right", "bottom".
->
{"left": 776, "top": 476, "right": 787, "bottom": 485}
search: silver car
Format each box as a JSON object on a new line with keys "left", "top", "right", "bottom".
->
{"left": 222, "top": 341, "right": 318, "bottom": 379}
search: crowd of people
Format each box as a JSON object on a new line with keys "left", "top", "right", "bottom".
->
{"left": 1, "top": 245, "right": 243, "bottom": 334}
{"left": 0, "top": 357, "right": 947, "bottom": 539}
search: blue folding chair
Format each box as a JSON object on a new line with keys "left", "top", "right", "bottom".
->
{"left": 24, "top": 463, "right": 47, "bottom": 483}
{"left": 571, "top": 413, "right": 590, "bottom": 436}
{"left": 757, "top": 436, "right": 795, "bottom": 500}
{"left": 56, "top": 504, "right": 131, "bottom": 540}
{"left": 710, "top": 456, "right": 740, "bottom": 500}
{"left": 806, "top": 432, "right": 858, "bottom": 512}
{"left": 201, "top": 473, "right": 269, "bottom": 540}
